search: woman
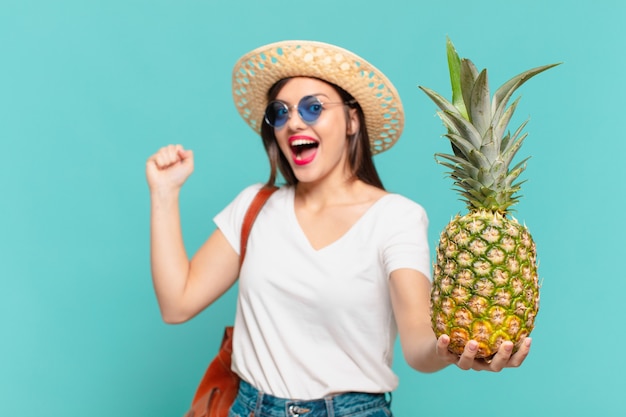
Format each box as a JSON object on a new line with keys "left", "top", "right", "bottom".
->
{"left": 146, "top": 41, "right": 530, "bottom": 417}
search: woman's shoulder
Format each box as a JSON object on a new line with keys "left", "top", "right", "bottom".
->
{"left": 227, "top": 183, "right": 292, "bottom": 209}
{"left": 240, "top": 182, "right": 266, "bottom": 196}
{"left": 371, "top": 193, "right": 429, "bottom": 243}
{"left": 232, "top": 182, "right": 279, "bottom": 200}
{"left": 378, "top": 191, "right": 428, "bottom": 219}
{"left": 218, "top": 183, "right": 266, "bottom": 213}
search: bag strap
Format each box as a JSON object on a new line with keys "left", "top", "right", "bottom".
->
{"left": 239, "top": 185, "right": 278, "bottom": 267}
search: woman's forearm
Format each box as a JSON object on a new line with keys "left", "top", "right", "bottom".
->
{"left": 404, "top": 330, "right": 451, "bottom": 373}
{"left": 149, "top": 189, "right": 191, "bottom": 323}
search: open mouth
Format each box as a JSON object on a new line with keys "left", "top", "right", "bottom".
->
{"left": 289, "top": 137, "right": 319, "bottom": 165}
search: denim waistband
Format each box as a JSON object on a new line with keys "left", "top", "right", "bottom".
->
{"left": 234, "top": 380, "right": 390, "bottom": 417}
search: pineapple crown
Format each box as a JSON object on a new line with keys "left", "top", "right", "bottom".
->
{"left": 419, "top": 38, "right": 560, "bottom": 214}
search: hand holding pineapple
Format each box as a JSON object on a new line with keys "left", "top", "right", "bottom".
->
{"left": 420, "top": 38, "right": 559, "bottom": 361}
{"left": 435, "top": 332, "right": 531, "bottom": 371}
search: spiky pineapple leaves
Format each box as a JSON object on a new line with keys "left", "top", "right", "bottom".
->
{"left": 446, "top": 37, "right": 468, "bottom": 123}
{"left": 419, "top": 38, "right": 560, "bottom": 213}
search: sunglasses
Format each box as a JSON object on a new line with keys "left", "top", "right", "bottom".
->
{"left": 264, "top": 95, "right": 355, "bottom": 129}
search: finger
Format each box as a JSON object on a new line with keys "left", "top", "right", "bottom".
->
{"left": 178, "top": 148, "right": 194, "bottom": 163}
{"left": 166, "top": 144, "right": 181, "bottom": 164}
{"left": 176, "top": 144, "right": 188, "bottom": 157}
{"left": 153, "top": 145, "right": 183, "bottom": 169}
{"left": 436, "top": 334, "right": 450, "bottom": 355}
{"left": 482, "top": 341, "right": 514, "bottom": 372}
{"left": 152, "top": 147, "right": 169, "bottom": 168}
{"left": 148, "top": 150, "right": 166, "bottom": 169}
{"left": 507, "top": 338, "right": 532, "bottom": 368}
{"left": 171, "top": 145, "right": 194, "bottom": 169}
{"left": 456, "top": 340, "right": 478, "bottom": 370}
{"left": 435, "top": 334, "right": 458, "bottom": 363}
{"left": 154, "top": 150, "right": 171, "bottom": 169}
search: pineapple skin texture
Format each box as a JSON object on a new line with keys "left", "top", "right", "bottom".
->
{"left": 431, "top": 210, "right": 540, "bottom": 358}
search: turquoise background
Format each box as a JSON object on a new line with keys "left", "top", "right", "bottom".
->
{"left": 2, "top": 0, "right": 624, "bottom": 415}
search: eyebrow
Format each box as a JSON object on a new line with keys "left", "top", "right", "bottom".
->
{"left": 275, "top": 93, "right": 331, "bottom": 104}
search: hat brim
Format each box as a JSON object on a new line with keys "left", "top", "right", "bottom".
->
{"left": 232, "top": 40, "right": 404, "bottom": 155}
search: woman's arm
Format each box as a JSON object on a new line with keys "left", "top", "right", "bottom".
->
{"left": 147, "top": 145, "right": 240, "bottom": 324}
{"left": 389, "top": 268, "right": 531, "bottom": 373}
{"left": 389, "top": 268, "right": 451, "bottom": 372}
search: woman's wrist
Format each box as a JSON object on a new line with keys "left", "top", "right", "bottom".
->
{"left": 150, "top": 186, "right": 181, "bottom": 209}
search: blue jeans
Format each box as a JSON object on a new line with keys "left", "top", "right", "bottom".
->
{"left": 228, "top": 380, "right": 393, "bottom": 417}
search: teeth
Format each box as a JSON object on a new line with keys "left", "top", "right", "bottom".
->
{"left": 291, "top": 139, "right": 318, "bottom": 146}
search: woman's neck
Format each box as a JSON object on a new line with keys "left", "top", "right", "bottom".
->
{"left": 294, "top": 175, "right": 385, "bottom": 210}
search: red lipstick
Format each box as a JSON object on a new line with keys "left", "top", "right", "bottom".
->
{"left": 289, "top": 135, "right": 319, "bottom": 166}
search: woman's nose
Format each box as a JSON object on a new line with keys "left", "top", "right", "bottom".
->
{"left": 286, "top": 107, "right": 306, "bottom": 131}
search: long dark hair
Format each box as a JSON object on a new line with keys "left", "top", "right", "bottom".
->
{"left": 260, "top": 78, "right": 384, "bottom": 189}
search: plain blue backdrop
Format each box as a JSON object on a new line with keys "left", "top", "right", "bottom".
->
{"left": 2, "top": 0, "right": 625, "bottom": 416}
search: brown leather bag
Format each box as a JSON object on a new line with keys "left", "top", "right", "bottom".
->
{"left": 183, "top": 186, "right": 277, "bottom": 417}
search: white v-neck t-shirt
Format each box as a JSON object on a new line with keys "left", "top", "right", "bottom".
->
{"left": 214, "top": 183, "right": 431, "bottom": 400}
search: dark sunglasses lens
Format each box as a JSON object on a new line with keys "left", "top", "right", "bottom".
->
{"left": 298, "top": 96, "right": 323, "bottom": 123}
{"left": 265, "top": 101, "right": 289, "bottom": 127}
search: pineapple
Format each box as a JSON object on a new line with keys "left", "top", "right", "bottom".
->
{"left": 419, "top": 38, "right": 559, "bottom": 358}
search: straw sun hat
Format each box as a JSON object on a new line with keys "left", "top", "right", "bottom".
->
{"left": 231, "top": 40, "right": 404, "bottom": 154}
